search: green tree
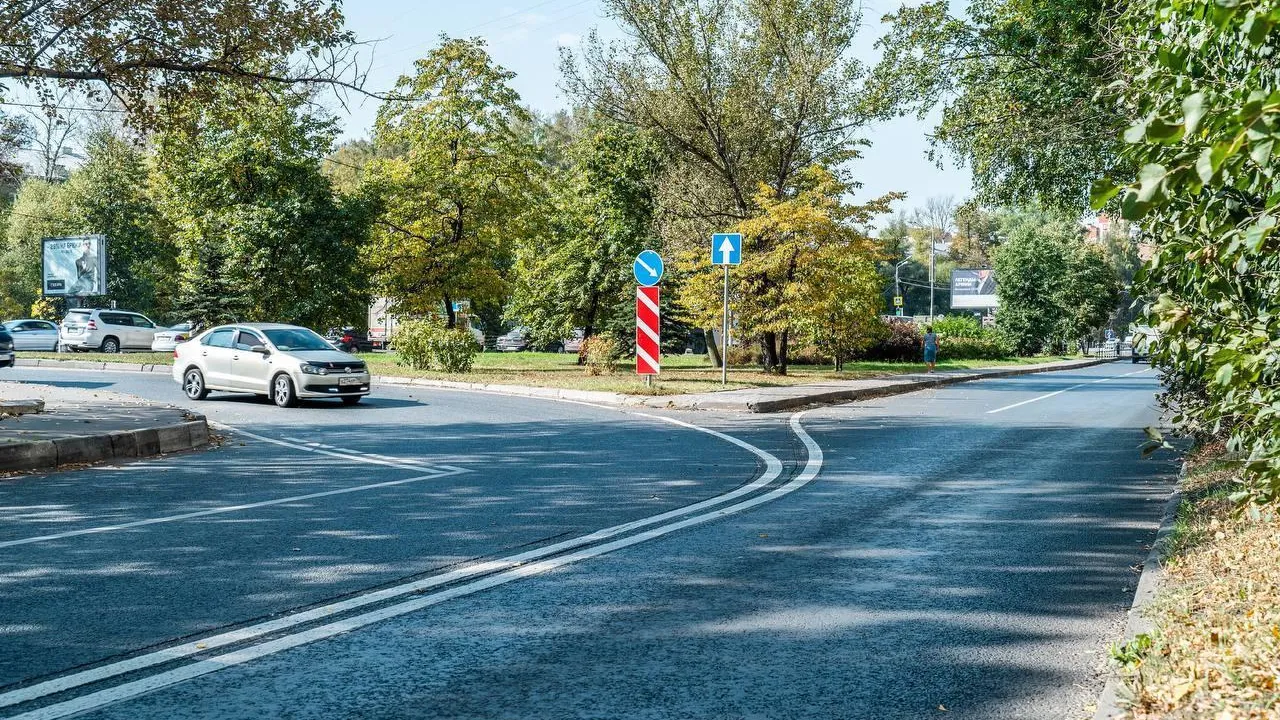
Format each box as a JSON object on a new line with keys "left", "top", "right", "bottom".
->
{"left": 511, "top": 124, "right": 663, "bottom": 350}
{"left": 0, "top": 1, "right": 359, "bottom": 127}
{"left": 869, "top": 0, "right": 1124, "bottom": 211}
{"left": 1096, "top": 0, "right": 1280, "bottom": 500}
{"left": 154, "top": 87, "right": 369, "bottom": 329}
{"left": 365, "top": 37, "right": 537, "bottom": 328}
{"left": 563, "top": 0, "right": 893, "bottom": 369}
{"left": 61, "top": 130, "right": 174, "bottom": 317}
{"left": 2, "top": 179, "right": 73, "bottom": 315}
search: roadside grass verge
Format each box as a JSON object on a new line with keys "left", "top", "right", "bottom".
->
{"left": 1115, "top": 444, "right": 1280, "bottom": 718}
{"left": 17, "top": 351, "right": 1080, "bottom": 395}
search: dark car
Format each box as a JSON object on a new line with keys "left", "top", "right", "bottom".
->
{"left": 0, "top": 328, "right": 13, "bottom": 367}
{"left": 324, "top": 327, "right": 374, "bottom": 353}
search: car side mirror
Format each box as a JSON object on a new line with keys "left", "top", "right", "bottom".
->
{"left": 251, "top": 345, "right": 270, "bottom": 355}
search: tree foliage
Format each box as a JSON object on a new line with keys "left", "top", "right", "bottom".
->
{"left": 154, "top": 87, "right": 368, "bottom": 328}
{"left": 679, "top": 166, "right": 891, "bottom": 373}
{"left": 0, "top": 1, "right": 360, "bottom": 127}
{"left": 1098, "top": 0, "right": 1280, "bottom": 501}
{"left": 992, "top": 212, "right": 1119, "bottom": 354}
{"left": 511, "top": 124, "right": 663, "bottom": 347}
{"left": 365, "top": 37, "right": 536, "bottom": 327}
{"left": 871, "top": 0, "right": 1125, "bottom": 210}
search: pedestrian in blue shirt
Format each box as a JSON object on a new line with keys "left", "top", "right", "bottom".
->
{"left": 923, "top": 325, "right": 939, "bottom": 373}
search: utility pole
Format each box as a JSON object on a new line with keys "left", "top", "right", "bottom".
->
{"left": 929, "top": 227, "right": 936, "bottom": 322}
{"left": 895, "top": 258, "right": 910, "bottom": 315}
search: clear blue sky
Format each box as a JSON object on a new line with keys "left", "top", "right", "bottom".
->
{"left": 330, "top": 0, "right": 973, "bottom": 218}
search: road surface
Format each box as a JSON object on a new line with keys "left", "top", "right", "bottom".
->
{"left": 0, "top": 361, "right": 1175, "bottom": 719}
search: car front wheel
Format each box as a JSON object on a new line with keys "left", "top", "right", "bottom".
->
{"left": 183, "top": 368, "right": 209, "bottom": 400}
{"left": 272, "top": 374, "right": 298, "bottom": 408}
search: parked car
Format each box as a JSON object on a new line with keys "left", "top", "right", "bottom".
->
{"left": 324, "top": 327, "right": 374, "bottom": 353}
{"left": 560, "top": 329, "right": 585, "bottom": 354}
{"left": 496, "top": 327, "right": 530, "bottom": 352}
{"left": 174, "top": 323, "right": 371, "bottom": 407}
{"left": 0, "top": 327, "right": 13, "bottom": 368}
{"left": 151, "top": 322, "right": 198, "bottom": 352}
{"left": 59, "top": 309, "right": 162, "bottom": 353}
{"left": 2, "top": 319, "right": 59, "bottom": 351}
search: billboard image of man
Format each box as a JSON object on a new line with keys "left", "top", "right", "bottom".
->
{"left": 42, "top": 235, "right": 107, "bottom": 297}
{"left": 68, "top": 240, "right": 98, "bottom": 295}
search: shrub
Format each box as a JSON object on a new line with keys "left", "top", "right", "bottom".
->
{"left": 788, "top": 345, "right": 826, "bottom": 366}
{"left": 393, "top": 319, "right": 478, "bottom": 373}
{"left": 581, "top": 335, "right": 621, "bottom": 375}
{"left": 855, "top": 318, "right": 922, "bottom": 362}
{"left": 940, "top": 333, "right": 1011, "bottom": 360}
{"left": 725, "top": 344, "right": 759, "bottom": 366}
{"left": 932, "top": 314, "right": 984, "bottom": 338}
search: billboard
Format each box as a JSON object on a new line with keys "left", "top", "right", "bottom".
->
{"left": 42, "top": 235, "right": 107, "bottom": 297}
{"left": 950, "top": 268, "right": 998, "bottom": 309}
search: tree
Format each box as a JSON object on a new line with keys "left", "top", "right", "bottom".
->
{"left": 61, "top": 129, "right": 174, "bottom": 317}
{"left": 154, "top": 87, "right": 369, "bottom": 329}
{"left": 869, "top": 0, "right": 1125, "bottom": 211}
{"left": 2, "top": 179, "right": 73, "bottom": 315}
{"left": 511, "top": 124, "right": 663, "bottom": 351}
{"left": 562, "top": 0, "right": 892, "bottom": 368}
{"left": 0, "top": 1, "right": 362, "bottom": 127}
{"left": 991, "top": 211, "right": 1119, "bottom": 354}
{"left": 365, "top": 37, "right": 537, "bottom": 328}
{"left": 1095, "top": 0, "right": 1280, "bottom": 500}
{"left": 679, "top": 165, "right": 892, "bottom": 373}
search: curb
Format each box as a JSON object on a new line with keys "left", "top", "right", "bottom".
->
{"left": 0, "top": 399, "right": 45, "bottom": 416}
{"left": 13, "top": 358, "right": 171, "bottom": 374}
{"left": 1092, "top": 469, "right": 1186, "bottom": 719}
{"left": 372, "top": 375, "right": 635, "bottom": 406}
{"left": 0, "top": 416, "right": 211, "bottom": 472}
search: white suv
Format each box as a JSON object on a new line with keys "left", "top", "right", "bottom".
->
{"left": 173, "top": 323, "right": 371, "bottom": 407}
{"left": 59, "top": 309, "right": 163, "bottom": 353}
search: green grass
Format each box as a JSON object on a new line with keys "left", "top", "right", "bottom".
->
{"left": 22, "top": 350, "right": 1081, "bottom": 395}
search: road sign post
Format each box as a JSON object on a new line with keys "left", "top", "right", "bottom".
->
{"left": 636, "top": 286, "right": 660, "bottom": 378}
{"left": 711, "top": 233, "right": 742, "bottom": 385}
{"left": 635, "top": 251, "right": 664, "bottom": 384}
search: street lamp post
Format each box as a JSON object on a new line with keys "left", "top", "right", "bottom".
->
{"left": 929, "top": 228, "right": 936, "bottom": 322}
{"left": 894, "top": 258, "right": 910, "bottom": 315}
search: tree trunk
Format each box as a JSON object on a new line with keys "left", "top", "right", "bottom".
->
{"left": 779, "top": 329, "right": 789, "bottom": 375}
{"left": 761, "top": 331, "right": 780, "bottom": 373}
{"left": 705, "top": 328, "right": 722, "bottom": 368}
{"left": 443, "top": 294, "right": 456, "bottom": 329}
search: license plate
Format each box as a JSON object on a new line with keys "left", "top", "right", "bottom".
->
{"left": 339, "top": 376, "right": 361, "bottom": 386}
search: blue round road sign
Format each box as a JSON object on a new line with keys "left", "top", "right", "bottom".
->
{"left": 633, "top": 250, "right": 664, "bottom": 286}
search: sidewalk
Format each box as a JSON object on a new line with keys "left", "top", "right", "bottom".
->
{"left": 0, "top": 381, "right": 209, "bottom": 472}
{"left": 377, "top": 356, "right": 1122, "bottom": 412}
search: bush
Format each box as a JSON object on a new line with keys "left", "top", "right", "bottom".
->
{"left": 393, "top": 319, "right": 478, "bottom": 373}
{"left": 932, "top": 314, "right": 984, "bottom": 338}
{"left": 940, "top": 334, "right": 1011, "bottom": 360}
{"left": 581, "top": 335, "right": 621, "bottom": 375}
{"left": 855, "top": 319, "right": 922, "bottom": 362}
{"left": 725, "top": 344, "right": 759, "bottom": 366}
{"left": 788, "top": 345, "right": 826, "bottom": 366}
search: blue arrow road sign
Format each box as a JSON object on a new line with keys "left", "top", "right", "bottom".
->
{"left": 712, "top": 233, "right": 741, "bottom": 266}
{"left": 633, "top": 250, "right": 664, "bottom": 286}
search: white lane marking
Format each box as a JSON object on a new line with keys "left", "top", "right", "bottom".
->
{"left": 1, "top": 413, "right": 815, "bottom": 717}
{"left": 0, "top": 467, "right": 467, "bottom": 550}
{"left": 224, "top": 425, "right": 434, "bottom": 473}
{"left": 985, "top": 367, "right": 1151, "bottom": 415}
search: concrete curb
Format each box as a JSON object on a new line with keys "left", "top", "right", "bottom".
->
{"left": 1092, "top": 468, "right": 1186, "bottom": 719}
{"left": 15, "top": 355, "right": 1123, "bottom": 413}
{"left": 0, "top": 399, "right": 45, "bottom": 416}
{"left": 0, "top": 416, "right": 211, "bottom": 472}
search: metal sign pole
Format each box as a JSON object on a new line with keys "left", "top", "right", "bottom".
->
{"left": 721, "top": 264, "right": 729, "bottom": 385}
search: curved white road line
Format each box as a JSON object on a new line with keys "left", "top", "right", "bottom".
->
{"left": 2, "top": 413, "right": 821, "bottom": 719}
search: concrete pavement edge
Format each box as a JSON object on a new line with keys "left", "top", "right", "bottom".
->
{"left": 1092, "top": 468, "right": 1186, "bottom": 720}
{"left": 0, "top": 417, "right": 210, "bottom": 472}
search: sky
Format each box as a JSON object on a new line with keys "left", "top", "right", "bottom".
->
{"left": 330, "top": 0, "right": 974, "bottom": 218}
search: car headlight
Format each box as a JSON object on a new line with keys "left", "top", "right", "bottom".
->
{"left": 300, "top": 364, "right": 328, "bottom": 375}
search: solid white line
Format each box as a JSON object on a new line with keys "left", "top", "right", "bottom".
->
{"left": 985, "top": 367, "right": 1150, "bottom": 415}
{"left": 227, "top": 426, "right": 435, "bottom": 473}
{"left": 0, "top": 467, "right": 467, "bottom": 550}
{"left": 1, "top": 413, "right": 812, "bottom": 717}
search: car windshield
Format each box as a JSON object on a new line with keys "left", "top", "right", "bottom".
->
{"left": 262, "top": 328, "right": 333, "bottom": 352}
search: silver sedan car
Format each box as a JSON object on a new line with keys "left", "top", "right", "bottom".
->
{"left": 173, "top": 323, "right": 371, "bottom": 407}
{"left": 2, "top": 319, "right": 60, "bottom": 351}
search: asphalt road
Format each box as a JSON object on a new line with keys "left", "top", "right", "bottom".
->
{"left": 0, "top": 361, "right": 1175, "bottom": 719}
